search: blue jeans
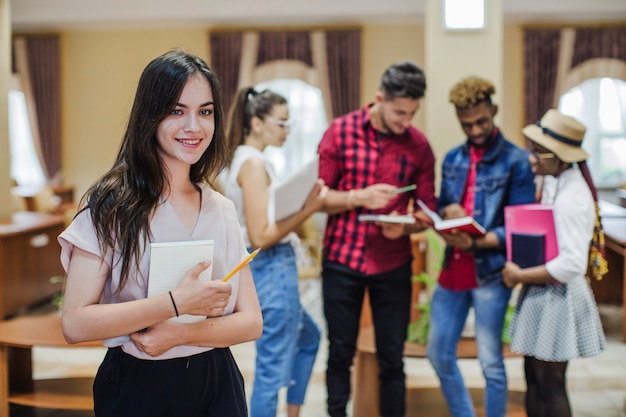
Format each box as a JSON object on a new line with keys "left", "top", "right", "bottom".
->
{"left": 426, "top": 280, "right": 511, "bottom": 417}
{"left": 249, "top": 243, "right": 320, "bottom": 417}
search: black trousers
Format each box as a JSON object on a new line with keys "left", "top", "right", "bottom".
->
{"left": 94, "top": 347, "right": 247, "bottom": 417}
{"left": 322, "top": 260, "right": 412, "bottom": 417}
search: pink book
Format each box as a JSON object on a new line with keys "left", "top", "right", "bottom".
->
{"left": 504, "top": 203, "right": 559, "bottom": 263}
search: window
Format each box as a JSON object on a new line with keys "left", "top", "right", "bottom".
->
{"left": 443, "top": 0, "right": 485, "bottom": 30}
{"left": 254, "top": 79, "right": 328, "bottom": 181}
{"left": 558, "top": 78, "right": 626, "bottom": 188}
{"left": 8, "top": 74, "right": 47, "bottom": 188}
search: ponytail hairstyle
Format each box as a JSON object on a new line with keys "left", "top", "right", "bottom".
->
{"left": 225, "top": 87, "right": 287, "bottom": 163}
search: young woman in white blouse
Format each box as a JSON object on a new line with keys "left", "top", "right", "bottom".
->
{"left": 503, "top": 109, "right": 607, "bottom": 417}
{"left": 59, "top": 50, "right": 262, "bottom": 417}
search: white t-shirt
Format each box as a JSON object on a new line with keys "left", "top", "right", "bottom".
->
{"left": 58, "top": 183, "right": 249, "bottom": 360}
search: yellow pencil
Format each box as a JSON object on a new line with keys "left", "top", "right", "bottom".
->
{"left": 221, "top": 248, "right": 261, "bottom": 282}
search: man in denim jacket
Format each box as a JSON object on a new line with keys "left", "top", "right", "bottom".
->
{"left": 425, "top": 77, "right": 536, "bottom": 417}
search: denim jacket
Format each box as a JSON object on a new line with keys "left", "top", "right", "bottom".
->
{"left": 438, "top": 131, "right": 536, "bottom": 286}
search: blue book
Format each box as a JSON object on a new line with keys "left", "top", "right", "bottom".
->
{"left": 511, "top": 233, "right": 545, "bottom": 268}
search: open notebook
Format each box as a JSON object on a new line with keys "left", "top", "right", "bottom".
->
{"left": 417, "top": 200, "right": 486, "bottom": 236}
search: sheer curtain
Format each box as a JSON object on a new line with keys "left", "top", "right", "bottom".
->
{"left": 255, "top": 79, "right": 328, "bottom": 181}
{"left": 12, "top": 35, "right": 61, "bottom": 184}
{"left": 8, "top": 74, "right": 46, "bottom": 187}
{"left": 559, "top": 78, "right": 626, "bottom": 187}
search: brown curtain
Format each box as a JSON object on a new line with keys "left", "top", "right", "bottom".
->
{"left": 571, "top": 28, "right": 626, "bottom": 68}
{"left": 524, "top": 27, "right": 626, "bottom": 126}
{"left": 326, "top": 30, "right": 361, "bottom": 118}
{"left": 209, "top": 28, "right": 361, "bottom": 119}
{"left": 210, "top": 32, "right": 243, "bottom": 116}
{"left": 257, "top": 31, "right": 312, "bottom": 67}
{"left": 523, "top": 29, "right": 561, "bottom": 125}
{"left": 25, "top": 36, "right": 61, "bottom": 182}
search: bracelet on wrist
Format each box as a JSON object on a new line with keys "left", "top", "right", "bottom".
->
{"left": 347, "top": 189, "right": 356, "bottom": 210}
{"left": 466, "top": 238, "right": 477, "bottom": 253}
{"left": 168, "top": 290, "right": 179, "bottom": 317}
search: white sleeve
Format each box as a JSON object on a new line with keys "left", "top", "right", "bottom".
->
{"left": 545, "top": 182, "right": 594, "bottom": 283}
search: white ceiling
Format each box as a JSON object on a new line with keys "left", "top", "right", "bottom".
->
{"left": 11, "top": 0, "right": 626, "bottom": 32}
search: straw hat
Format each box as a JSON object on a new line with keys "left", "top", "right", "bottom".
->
{"left": 522, "top": 109, "right": 589, "bottom": 163}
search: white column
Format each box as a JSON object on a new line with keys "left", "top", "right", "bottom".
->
{"left": 424, "top": 0, "right": 503, "bottom": 185}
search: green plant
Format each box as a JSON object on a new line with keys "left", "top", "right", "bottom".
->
{"left": 49, "top": 275, "right": 66, "bottom": 310}
{"left": 407, "top": 229, "right": 443, "bottom": 344}
{"left": 501, "top": 303, "right": 516, "bottom": 344}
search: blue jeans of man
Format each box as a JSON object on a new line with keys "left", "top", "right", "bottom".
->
{"left": 249, "top": 243, "right": 320, "bottom": 417}
{"left": 322, "top": 260, "right": 412, "bottom": 417}
{"left": 426, "top": 280, "right": 511, "bottom": 417}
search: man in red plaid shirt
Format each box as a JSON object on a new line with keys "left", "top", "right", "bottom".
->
{"left": 318, "top": 61, "right": 437, "bottom": 417}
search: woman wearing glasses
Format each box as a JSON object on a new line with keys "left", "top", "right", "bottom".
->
{"left": 503, "top": 109, "right": 607, "bottom": 417}
{"left": 220, "top": 87, "right": 328, "bottom": 417}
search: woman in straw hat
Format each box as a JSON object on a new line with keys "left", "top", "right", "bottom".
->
{"left": 502, "top": 109, "right": 607, "bottom": 417}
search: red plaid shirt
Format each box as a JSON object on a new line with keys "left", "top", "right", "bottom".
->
{"left": 318, "top": 104, "right": 437, "bottom": 275}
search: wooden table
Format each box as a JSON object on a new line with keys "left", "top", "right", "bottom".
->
{"left": 0, "top": 315, "right": 102, "bottom": 416}
{"left": 0, "top": 212, "right": 66, "bottom": 318}
{"left": 353, "top": 327, "right": 523, "bottom": 417}
{"left": 601, "top": 217, "right": 626, "bottom": 342}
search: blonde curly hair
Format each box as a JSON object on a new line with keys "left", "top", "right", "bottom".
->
{"left": 449, "top": 76, "right": 495, "bottom": 109}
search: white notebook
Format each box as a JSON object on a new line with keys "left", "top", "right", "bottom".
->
{"left": 148, "top": 240, "right": 214, "bottom": 323}
{"left": 358, "top": 214, "right": 416, "bottom": 224}
{"left": 268, "top": 155, "right": 319, "bottom": 223}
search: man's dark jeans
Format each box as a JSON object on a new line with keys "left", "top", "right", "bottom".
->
{"left": 322, "top": 260, "right": 412, "bottom": 417}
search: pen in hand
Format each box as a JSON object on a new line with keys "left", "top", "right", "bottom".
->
{"left": 392, "top": 184, "right": 417, "bottom": 195}
{"left": 221, "top": 248, "right": 261, "bottom": 282}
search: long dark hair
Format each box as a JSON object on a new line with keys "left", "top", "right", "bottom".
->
{"left": 80, "top": 49, "right": 228, "bottom": 291}
{"left": 225, "top": 87, "right": 287, "bottom": 163}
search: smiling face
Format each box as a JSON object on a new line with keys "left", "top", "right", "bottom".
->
{"left": 373, "top": 92, "right": 421, "bottom": 136}
{"left": 156, "top": 75, "right": 215, "bottom": 171}
{"left": 455, "top": 101, "right": 497, "bottom": 147}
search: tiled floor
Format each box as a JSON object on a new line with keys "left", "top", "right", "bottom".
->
{"left": 10, "top": 278, "right": 626, "bottom": 417}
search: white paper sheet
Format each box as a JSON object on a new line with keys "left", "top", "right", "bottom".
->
{"left": 268, "top": 155, "right": 319, "bottom": 223}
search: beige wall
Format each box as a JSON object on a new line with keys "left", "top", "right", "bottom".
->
{"left": 60, "top": 29, "right": 208, "bottom": 199}
{"left": 361, "top": 24, "right": 426, "bottom": 129}
{"left": 501, "top": 23, "right": 525, "bottom": 147}
{"left": 425, "top": 0, "right": 503, "bottom": 187}
{"left": 53, "top": 23, "right": 523, "bottom": 200}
